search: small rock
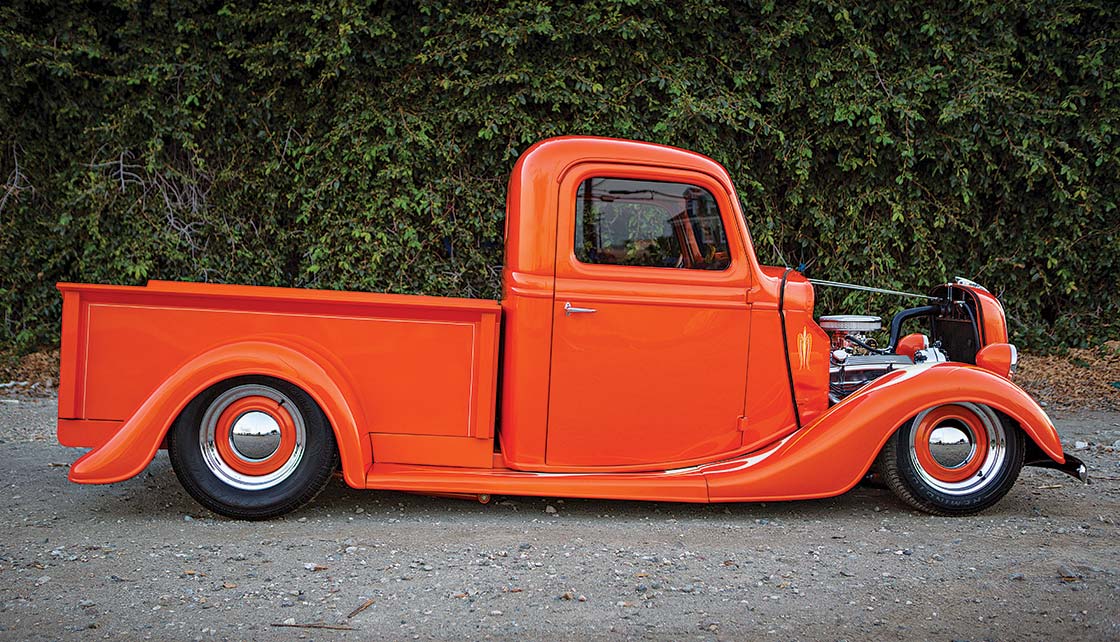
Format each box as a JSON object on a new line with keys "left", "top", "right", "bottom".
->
{"left": 35, "top": 576, "right": 50, "bottom": 586}
{"left": 518, "top": 543, "right": 532, "bottom": 551}
{"left": 1074, "top": 441, "right": 1089, "bottom": 450}
{"left": 1058, "top": 565, "right": 1082, "bottom": 581}
{"left": 283, "top": 618, "right": 296, "bottom": 626}
{"left": 489, "top": 610, "right": 503, "bottom": 616}
{"left": 545, "top": 505, "right": 557, "bottom": 514}
{"left": 78, "top": 599, "right": 95, "bottom": 608}
{"left": 184, "top": 515, "right": 193, "bottom": 522}
{"left": 578, "top": 595, "right": 587, "bottom": 602}
{"left": 1008, "top": 573, "right": 1025, "bottom": 581}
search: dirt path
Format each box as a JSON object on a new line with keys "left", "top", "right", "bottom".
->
{"left": 0, "top": 398, "right": 1117, "bottom": 641}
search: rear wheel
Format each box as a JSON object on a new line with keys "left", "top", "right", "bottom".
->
{"left": 876, "top": 403, "right": 1024, "bottom": 515}
{"left": 168, "top": 376, "right": 337, "bottom": 520}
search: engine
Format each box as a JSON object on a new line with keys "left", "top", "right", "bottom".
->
{"left": 816, "top": 278, "right": 1015, "bottom": 403}
{"left": 819, "top": 315, "right": 945, "bottom": 404}
{"left": 809, "top": 278, "right": 1013, "bottom": 404}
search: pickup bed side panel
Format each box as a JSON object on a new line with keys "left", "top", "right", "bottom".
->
{"left": 57, "top": 282, "right": 501, "bottom": 483}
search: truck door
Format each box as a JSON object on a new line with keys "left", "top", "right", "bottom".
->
{"left": 546, "top": 164, "right": 752, "bottom": 469}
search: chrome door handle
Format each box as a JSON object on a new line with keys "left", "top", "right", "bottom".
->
{"left": 564, "top": 302, "right": 597, "bottom": 316}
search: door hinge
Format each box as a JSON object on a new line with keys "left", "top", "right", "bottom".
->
{"left": 736, "top": 415, "right": 748, "bottom": 432}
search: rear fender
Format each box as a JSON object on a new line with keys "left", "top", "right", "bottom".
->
{"left": 706, "top": 363, "right": 1064, "bottom": 501}
{"left": 68, "top": 338, "right": 369, "bottom": 487}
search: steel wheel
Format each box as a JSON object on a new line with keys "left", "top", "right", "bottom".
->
{"left": 169, "top": 376, "right": 337, "bottom": 520}
{"left": 907, "top": 403, "right": 1007, "bottom": 495}
{"left": 877, "top": 403, "right": 1024, "bottom": 515}
{"left": 198, "top": 383, "right": 307, "bottom": 491}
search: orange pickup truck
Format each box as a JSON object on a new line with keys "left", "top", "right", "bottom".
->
{"left": 57, "top": 136, "right": 1085, "bottom": 519}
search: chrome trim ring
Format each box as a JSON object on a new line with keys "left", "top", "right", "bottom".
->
{"left": 909, "top": 403, "right": 1007, "bottom": 496}
{"left": 199, "top": 384, "right": 306, "bottom": 490}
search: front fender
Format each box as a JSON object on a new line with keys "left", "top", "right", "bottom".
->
{"left": 68, "top": 338, "right": 369, "bottom": 488}
{"left": 706, "top": 363, "right": 1065, "bottom": 501}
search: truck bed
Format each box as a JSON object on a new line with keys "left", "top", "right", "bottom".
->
{"left": 57, "top": 280, "right": 501, "bottom": 469}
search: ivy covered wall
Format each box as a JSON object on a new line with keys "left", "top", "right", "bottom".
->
{"left": 2, "top": 1, "right": 1117, "bottom": 350}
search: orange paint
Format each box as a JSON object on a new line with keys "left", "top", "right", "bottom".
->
{"left": 56, "top": 136, "right": 1070, "bottom": 509}
{"left": 895, "top": 333, "right": 928, "bottom": 360}
{"left": 975, "top": 343, "right": 1017, "bottom": 379}
{"left": 911, "top": 404, "right": 989, "bottom": 483}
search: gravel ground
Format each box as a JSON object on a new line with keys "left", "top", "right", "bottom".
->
{"left": 0, "top": 397, "right": 1117, "bottom": 641}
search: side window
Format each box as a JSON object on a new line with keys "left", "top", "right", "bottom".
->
{"left": 574, "top": 177, "right": 731, "bottom": 271}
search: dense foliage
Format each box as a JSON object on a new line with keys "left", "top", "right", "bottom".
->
{"left": 2, "top": 0, "right": 1117, "bottom": 352}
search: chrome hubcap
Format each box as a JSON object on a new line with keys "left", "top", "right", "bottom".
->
{"left": 199, "top": 384, "right": 306, "bottom": 490}
{"left": 928, "top": 424, "right": 975, "bottom": 469}
{"left": 230, "top": 411, "right": 283, "bottom": 461}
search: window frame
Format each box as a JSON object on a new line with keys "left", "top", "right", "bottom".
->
{"left": 556, "top": 162, "right": 750, "bottom": 288}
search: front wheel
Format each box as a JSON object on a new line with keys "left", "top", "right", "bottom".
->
{"left": 168, "top": 376, "right": 337, "bottom": 520}
{"left": 876, "top": 403, "right": 1024, "bottom": 516}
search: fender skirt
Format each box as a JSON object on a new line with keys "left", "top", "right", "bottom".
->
{"left": 705, "top": 363, "right": 1068, "bottom": 502}
{"left": 68, "top": 339, "right": 369, "bottom": 488}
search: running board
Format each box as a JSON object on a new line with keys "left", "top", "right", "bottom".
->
{"left": 364, "top": 463, "right": 708, "bottom": 502}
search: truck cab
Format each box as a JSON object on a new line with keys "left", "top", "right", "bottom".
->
{"left": 498, "top": 137, "right": 825, "bottom": 472}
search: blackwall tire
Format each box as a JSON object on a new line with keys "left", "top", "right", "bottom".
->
{"left": 168, "top": 376, "right": 337, "bottom": 520}
{"left": 876, "top": 403, "right": 1025, "bottom": 516}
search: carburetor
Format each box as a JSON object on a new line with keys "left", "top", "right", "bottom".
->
{"left": 819, "top": 315, "right": 883, "bottom": 353}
